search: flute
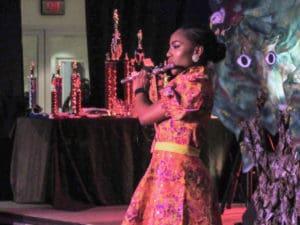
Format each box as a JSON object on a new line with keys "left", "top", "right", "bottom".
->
{"left": 120, "top": 63, "right": 174, "bottom": 84}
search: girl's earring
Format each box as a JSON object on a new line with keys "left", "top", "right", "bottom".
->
{"left": 192, "top": 54, "right": 199, "bottom": 63}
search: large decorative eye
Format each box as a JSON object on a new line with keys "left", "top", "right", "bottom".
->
{"left": 265, "top": 51, "right": 277, "bottom": 65}
{"left": 237, "top": 54, "right": 252, "bottom": 68}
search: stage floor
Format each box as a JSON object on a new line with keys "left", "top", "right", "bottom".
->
{"left": 0, "top": 201, "right": 246, "bottom": 225}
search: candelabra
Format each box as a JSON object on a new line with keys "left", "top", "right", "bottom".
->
{"left": 51, "top": 63, "right": 64, "bottom": 115}
{"left": 104, "top": 10, "right": 159, "bottom": 117}
{"left": 28, "top": 62, "right": 37, "bottom": 111}
{"left": 54, "top": 63, "right": 63, "bottom": 111}
{"left": 123, "top": 53, "right": 133, "bottom": 107}
{"left": 110, "top": 9, "right": 122, "bottom": 61}
{"left": 70, "top": 61, "right": 82, "bottom": 115}
{"left": 105, "top": 55, "right": 118, "bottom": 111}
{"left": 51, "top": 84, "right": 58, "bottom": 115}
{"left": 105, "top": 9, "right": 123, "bottom": 113}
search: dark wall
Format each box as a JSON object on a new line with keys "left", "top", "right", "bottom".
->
{"left": 85, "top": 0, "right": 211, "bottom": 107}
{"left": 0, "top": 1, "right": 24, "bottom": 200}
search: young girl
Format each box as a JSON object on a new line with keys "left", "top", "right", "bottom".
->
{"left": 122, "top": 24, "right": 226, "bottom": 225}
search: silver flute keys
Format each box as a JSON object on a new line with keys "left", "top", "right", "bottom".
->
{"left": 120, "top": 63, "right": 174, "bottom": 84}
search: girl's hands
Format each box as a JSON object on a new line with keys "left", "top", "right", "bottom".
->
{"left": 132, "top": 69, "right": 150, "bottom": 91}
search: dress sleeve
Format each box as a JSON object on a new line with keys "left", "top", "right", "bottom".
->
{"left": 159, "top": 74, "right": 213, "bottom": 121}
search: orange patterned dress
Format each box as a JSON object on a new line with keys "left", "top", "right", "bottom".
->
{"left": 122, "top": 66, "right": 222, "bottom": 225}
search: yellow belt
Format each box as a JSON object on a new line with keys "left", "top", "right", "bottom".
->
{"left": 153, "top": 142, "right": 200, "bottom": 157}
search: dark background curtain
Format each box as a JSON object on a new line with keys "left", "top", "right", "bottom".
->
{"left": 0, "top": 0, "right": 24, "bottom": 200}
{"left": 85, "top": 0, "right": 211, "bottom": 107}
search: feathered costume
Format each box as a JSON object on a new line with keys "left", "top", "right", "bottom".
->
{"left": 209, "top": 0, "right": 300, "bottom": 224}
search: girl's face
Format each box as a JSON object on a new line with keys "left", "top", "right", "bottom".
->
{"left": 166, "top": 29, "right": 196, "bottom": 75}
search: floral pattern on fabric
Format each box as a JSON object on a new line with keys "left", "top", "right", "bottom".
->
{"left": 122, "top": 66, "right": 222, "bottom": 225}
{"left": 122, "top": 152, "right": 222, "bottom": 225}
{"left": 153, "top": 66, "right": 214, "bottom": 149}
{"left": 159, "top": 66, "right": 212, "bottom": 120}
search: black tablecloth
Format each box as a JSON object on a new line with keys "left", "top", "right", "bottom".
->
{"left": 10, "top": 117, "right": 152, "bottom": 210}
{"left": 10, "top": 117, "right": 237, "bottom": 210}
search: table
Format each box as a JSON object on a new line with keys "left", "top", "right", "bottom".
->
{"left": 10, "top": 117, "right": 237, "bottom": 210}
{"left": 10, "top": 117, "right": 152, "bottom": 210}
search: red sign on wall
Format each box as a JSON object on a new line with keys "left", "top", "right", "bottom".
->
{"left": 41, "top": 0, "right": 65, "bottom": 15}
